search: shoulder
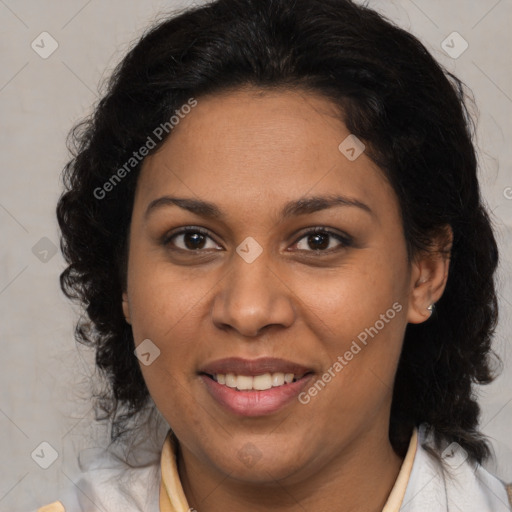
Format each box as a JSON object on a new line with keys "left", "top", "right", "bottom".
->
{"left": 75, "top": 458, "right": 160, "bottom": 511}
{"left": 401, "top": 423, "right": 512, "bottom": 512}
{"left": 36, "top": 449, "right": 161, "bottom": 512}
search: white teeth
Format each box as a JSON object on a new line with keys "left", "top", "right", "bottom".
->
{"left": 212, "top": 372, "right": 303, "bottom": 391}
{"left": 225, "top": 373, "right": 237, "bottom": 388}
{"left": 272, "top": 373, "right": 285, "bottom": 387}
{"left": 236, "top": 375, "right": 253, "bottom": 390}
{"left": 253, "top": 373, "right": 273, "bottom": 390}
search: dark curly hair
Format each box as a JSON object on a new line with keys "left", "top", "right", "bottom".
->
{"left": 57, "top": 0, "right": 501, "bottom": 466}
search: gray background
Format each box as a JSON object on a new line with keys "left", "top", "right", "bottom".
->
{"left": 0, "top": 1, "right": 511, "bottom": 510}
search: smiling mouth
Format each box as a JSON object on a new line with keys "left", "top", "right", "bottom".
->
{"left": 201, "top": 372, "right": 312, "bottom": 391}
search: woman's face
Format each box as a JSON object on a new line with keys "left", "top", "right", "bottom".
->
{"left": 122, "top": 87, "right": 432, "bottom": 483}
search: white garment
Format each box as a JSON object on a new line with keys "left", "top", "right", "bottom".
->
{"left": 34, "top": 423, "right": 511, "bottom": 512}
{"left": 401, "top": 424, "right": 511, "bottom": 511}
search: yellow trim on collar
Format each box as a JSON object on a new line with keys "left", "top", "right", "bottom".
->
{"left": 37, "top": 501, "right": 65, "bottom": 512}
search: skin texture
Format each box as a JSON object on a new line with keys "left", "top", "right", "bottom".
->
{"left": 122, "top": 87, "right": 451, "bottom": 512}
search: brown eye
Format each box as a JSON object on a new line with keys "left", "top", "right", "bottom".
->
{"left": 163, "top": 227, "right": 221, "bottom": 252}
{"left": 293, "top": 228, "right": 352, "bottom": 253}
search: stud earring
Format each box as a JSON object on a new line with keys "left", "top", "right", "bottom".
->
{"left": 427, "top": 303, "right": 435, "bottom": 315}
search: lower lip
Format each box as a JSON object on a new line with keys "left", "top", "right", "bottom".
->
{"left": 199, "top": 374, "right": 314, "bottom": 417}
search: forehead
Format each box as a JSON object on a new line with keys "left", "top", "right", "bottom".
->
{"left": 134, "top": 87, "right": 397, "bottom": 221}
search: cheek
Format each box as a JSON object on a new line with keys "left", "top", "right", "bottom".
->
{"left": 127, "top": 250, "right": 211, "bottom": 342}
{"left": 298, "top": 252, "right": 406, "bottom": 341}
{"left": 294, "top": 253, "right": 407, "bottom": 410}
{"left": 126, "top": 264, "right": 207, "bottom": 408}
{"left": 141, "top": 360, "right": 217, "bottom": 448}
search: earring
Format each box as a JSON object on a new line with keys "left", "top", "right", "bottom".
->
{"left": 427, "top": 303, "right": 435, "bottom": 315}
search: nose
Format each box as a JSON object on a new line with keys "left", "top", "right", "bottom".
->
{"left": 211, "top": 251, "right": 296, "bottom": 338}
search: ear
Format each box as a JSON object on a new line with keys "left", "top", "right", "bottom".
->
{"left": 122, "top": 292, "right": 132, "bottom": 325}
{"left": 407, "top": 225, "right": 453, "bottom": 324}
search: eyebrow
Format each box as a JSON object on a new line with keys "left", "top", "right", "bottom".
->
{"left": 144, "top": 194, "right": 374, "bottom": 221}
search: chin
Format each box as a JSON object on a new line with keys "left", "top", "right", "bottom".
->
{"left": 208, "top": 442, "right": 311, "bottom": 484}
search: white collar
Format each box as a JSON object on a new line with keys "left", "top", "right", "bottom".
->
{"left": 400, "top": 423, "right": 511, "bottom": 511}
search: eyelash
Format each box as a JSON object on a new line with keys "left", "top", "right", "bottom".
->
{"left": 162, "top": 225, "right": 353, "bottom": 255}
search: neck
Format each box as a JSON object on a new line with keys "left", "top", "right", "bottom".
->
{"left": 176, "top": 426, "right": 407, "bottom": 512}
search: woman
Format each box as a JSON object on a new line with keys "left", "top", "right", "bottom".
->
{"left": 39, "top": 0, "right": 511, "bottom": 510}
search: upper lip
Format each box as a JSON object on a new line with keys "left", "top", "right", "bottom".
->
{"left": 199, "top": 357, "right": 314, "bottom": 377}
